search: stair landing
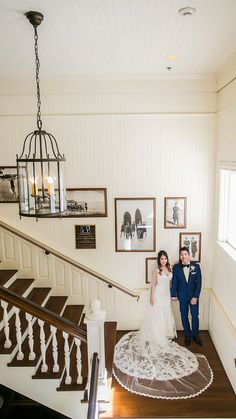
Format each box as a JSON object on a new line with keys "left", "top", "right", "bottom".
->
{"left": 100, "top": 331, "right": 236, "bottom": 419}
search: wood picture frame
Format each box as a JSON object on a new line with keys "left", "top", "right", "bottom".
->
{"left": 179, "top": 232, "right": 202, "bottom": 262}
{"left": 164, "top": 197, "right": 187, "bottom": 228}
{"left": 0, "top": 166, "right": 18, "bottom": 203}
{"left": 61, "top": 188, "right": 107, "bottom": 217}
{"left": 145, "top": 257, "right": 157, "bottom": 284}
{"left": 115, "top": 197, "right": 156, "bottom": 252}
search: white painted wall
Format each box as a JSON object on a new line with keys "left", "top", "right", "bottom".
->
{"left": 3, "top": 74, "right": 236, "bottom": 410}
{"left": 210, "top": 60, "right": 236, "bottom": 392}
{"left": 0, "top": 78, "right": 216, "bottom": 298}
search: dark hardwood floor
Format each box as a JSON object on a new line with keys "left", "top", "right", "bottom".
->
{"left": 101, "top": 330, "right": 236, "bottom": 418}
{"left": 0, "top": 384, "right": 69, "bottom": 419}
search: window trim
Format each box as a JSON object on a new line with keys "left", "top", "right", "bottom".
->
{"left": 218, "top": 161, "right": 236, "bottom": 253}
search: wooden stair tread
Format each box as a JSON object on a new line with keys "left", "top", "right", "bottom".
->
{"left": 8, "top": 295, "right": 68, "bottom": 365}
{"left": 0, "top": 269, "right": 17, "bottom": 287}
{"left": 8, "top": 278, "right": 34, "bottom": 295}
{"left": 61, "top": 304, "right": 84, "bottom": 324}
{"left": 104, "top": 321, "right": 117, "bottom": 380}
{"left": 32, "top": 305, "right": 84, "bottom": 379}
{"left": 26, "top": 287, "right": 51, "bottom": 306}
{"left": 45, "top": 296, "right": 68, "bottom": 313}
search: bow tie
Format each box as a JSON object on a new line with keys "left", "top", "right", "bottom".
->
{"left": 182, "top": 264, "right": 190, "bottom": 268}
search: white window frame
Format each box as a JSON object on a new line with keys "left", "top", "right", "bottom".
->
{"left": 218, "top": 162, "right": 236, "bottom": 256}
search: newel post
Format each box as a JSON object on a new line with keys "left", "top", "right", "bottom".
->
{"left": 84, "top": 300, "right": 107, "bottom": 384}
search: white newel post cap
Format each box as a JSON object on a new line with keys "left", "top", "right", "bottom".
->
{"left": 85, "top": 299, "right": 106, "bottom": 322}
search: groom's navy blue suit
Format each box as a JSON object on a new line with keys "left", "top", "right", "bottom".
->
{"left": 171, "top": 262, "right": 202, "bottom": 338}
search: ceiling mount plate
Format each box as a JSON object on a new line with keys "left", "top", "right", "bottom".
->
{"left": 25, "top": 11, "right": 44, "bottom": 27}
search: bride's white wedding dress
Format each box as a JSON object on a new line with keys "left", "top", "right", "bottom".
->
{"left": 113, "top": 271, "right": 213, "bottom": 399}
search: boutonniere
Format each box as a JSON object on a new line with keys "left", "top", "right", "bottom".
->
{"left": 190, "top": 265, "right": 195, "bottom": 273}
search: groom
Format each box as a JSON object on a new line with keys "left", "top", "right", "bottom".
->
{"left": 171, "top": 246, "right": 203, "bottom": 346}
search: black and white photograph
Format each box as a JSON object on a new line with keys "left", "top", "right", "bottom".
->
{"left": 145, "top": 257, "right": 157, "bottom": 284}
{"left": 179, "top": 232, "right": 202, "bottom": 262}
{"left": 0, "top": 166, "right": 18, "bottom": 203}
{"left": 164, "top": 197, "right": 187, "bottom": 228}
{"left": 115, "top": 197, "right": 156, "bottom": 252}
{"left": 61, "top": 188, "right": 107, "bottom": 217}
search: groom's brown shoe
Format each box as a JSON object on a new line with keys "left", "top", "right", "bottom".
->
{"left": 184, "top": 336, "right": 191, "bottom": 346}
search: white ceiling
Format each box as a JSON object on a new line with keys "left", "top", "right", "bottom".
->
{"left": 0, "top": 0, "right": 236, "bottom": 78}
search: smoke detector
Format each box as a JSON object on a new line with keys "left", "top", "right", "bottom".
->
{"left": 178, "top": 7, "right": 196, "bottom": 16}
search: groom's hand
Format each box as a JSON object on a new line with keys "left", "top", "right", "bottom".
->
{"left": 191, "top": 297, "right": 198, "bottom": 305}
{"left": 171, "top": 297, "right": 178, "bottom": 301}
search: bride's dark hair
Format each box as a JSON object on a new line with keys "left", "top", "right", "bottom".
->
{"left": 157, "top": 250, "right": 172, "bottom": 274}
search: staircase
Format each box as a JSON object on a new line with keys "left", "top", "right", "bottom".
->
{"left": 0, "top": 269, "right": 117, "bottom": 418}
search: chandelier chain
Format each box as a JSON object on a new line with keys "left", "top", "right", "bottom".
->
{"left": 34, "top": 27, "right": 42, "bottom": 130}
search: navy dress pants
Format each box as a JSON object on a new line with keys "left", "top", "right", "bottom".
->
{"left": 179, "top": 299, "right": 199, "bottom": 337}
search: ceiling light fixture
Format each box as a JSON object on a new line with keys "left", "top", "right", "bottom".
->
{"left": 167, "top": 55, "right": 177, "bottom": 61}
{"left": 178, "top": 7, "right": 196, "bottom": 17}
{"left": 17, "top": 11, "right": 67, "bottom": 220}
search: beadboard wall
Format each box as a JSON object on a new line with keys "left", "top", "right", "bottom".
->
{"left": 209, "top": 62, "right": 236, "bottom": 391}
{"left": 0, "top": 78, "right": 216, "bottom": 295}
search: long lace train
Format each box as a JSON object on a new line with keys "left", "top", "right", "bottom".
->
{"left": 113, "top": 331, "right": 213, "bottom": 399}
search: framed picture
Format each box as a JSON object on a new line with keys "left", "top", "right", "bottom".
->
{"left": 145, "top": 257, "right": 157, "bottom": 284}
{"left": 115, "top": 197, "right": 156, "bottom": 252}
{"left": 62, "top": 188, "right": 107, "bottom": 217}
{"left": 0, "top": 166, "right": 18, "bottom": 203}
{"left": 75, "top": 225, "right": 96, "bottom": 249}
{"left": 179, "top": 232, "right": 201, "bottom": 262}
{"left": 164, "top": 197, "right": 187, "bottom": 228}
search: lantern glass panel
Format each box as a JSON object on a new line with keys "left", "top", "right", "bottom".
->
{"left": 17, "top": 159, "right": 66, "bottom": 217}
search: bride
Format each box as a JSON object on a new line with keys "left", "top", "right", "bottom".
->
{"left": 113, "top": 250, "right": 213, "bottom": 399}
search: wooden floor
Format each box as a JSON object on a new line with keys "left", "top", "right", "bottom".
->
{"left": 101, "top": 331, "right": 236, "bottom": 419}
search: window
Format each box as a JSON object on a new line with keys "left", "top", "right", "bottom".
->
{"left": 218, "top": 168, "right": 236, "bottom": 250}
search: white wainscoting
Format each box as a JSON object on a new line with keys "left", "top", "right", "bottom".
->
{"left": 0, "top": 226, "right": 210, "bottom": 330}
{"left": 209, "top": 290, "right": 236, "bottom": 393}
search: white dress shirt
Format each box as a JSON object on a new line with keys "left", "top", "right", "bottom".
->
{"left": 183, "top": 265, "right": 190, "bottom": 282}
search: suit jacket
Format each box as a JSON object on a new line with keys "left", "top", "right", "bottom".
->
{"left": 171, "top": 262, "right": 202, "bottom": 301}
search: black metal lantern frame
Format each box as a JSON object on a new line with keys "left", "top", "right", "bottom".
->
{"left": 17, "top": 11, "right": 67, "bottom": 219}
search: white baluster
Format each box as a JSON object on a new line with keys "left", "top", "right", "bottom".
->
{"left": 25, "top": 313, "right": 35, "bottom": 361}
{"left": 15, "top": 307, "right": 24, "bottom": 360}
{"left": 50, "top": 325, "right": 59, "bottom": 373}
{"left": 1, "top": 300, "right": 12, "bottom": 348}
{"left": 38, "top": 319, "right": 48, "bottom": 372}
{"left": 63, "top": 332, "right": 72, "bottom": 385}
{"left": 75, "top": 338, "right": 83, "bottom": 384}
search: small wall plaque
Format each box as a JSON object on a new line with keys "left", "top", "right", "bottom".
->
{"left": 75, "top": 225, "right": 96, "bottom": 249}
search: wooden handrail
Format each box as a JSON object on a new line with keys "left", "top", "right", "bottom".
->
{"left": 87, "top": 353, "right": 99, "bottom": 419}
{"left": 0, "top": 220, "right": 140, "bottom": 300}
{"left": 0, "top": 286, "right": 87, "bottom": 343}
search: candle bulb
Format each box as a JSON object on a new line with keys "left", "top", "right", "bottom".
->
{"left": 47, "top": 176, "right": 55, "bottom": 212}
{"left": 47, "top": 176, "right": 54, "bottom": 196}
{"left": 30, "top": 178, "right": 38, "bottom": 196}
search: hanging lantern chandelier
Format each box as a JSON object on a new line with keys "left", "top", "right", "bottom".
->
{"left": 17, "top": 11, "right": 67, "bottom": 219}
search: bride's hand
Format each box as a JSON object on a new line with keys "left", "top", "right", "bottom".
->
{"left": 150, "top": 296, "right": 154, "bottom": 305}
